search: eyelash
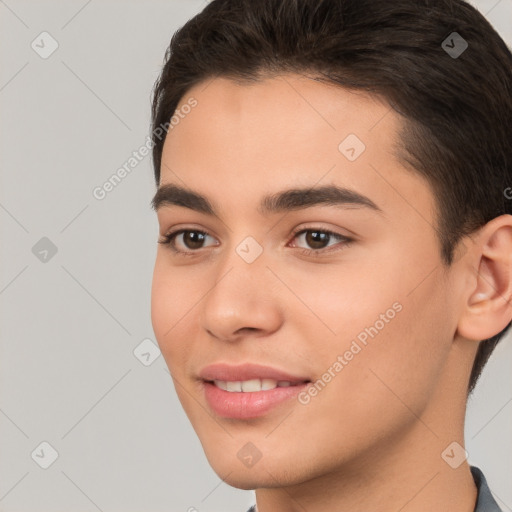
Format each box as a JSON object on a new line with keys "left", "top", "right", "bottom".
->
{"left": 158, "top": 227, "right": 353, "bottom": 258}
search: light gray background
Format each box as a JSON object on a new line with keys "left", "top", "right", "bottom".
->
{"left": 0, "top": 1, "right": 511, "bottom": 511}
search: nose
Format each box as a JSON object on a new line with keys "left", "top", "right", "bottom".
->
{"left": 199, "top": 252, "right": 283, "bottom": 343}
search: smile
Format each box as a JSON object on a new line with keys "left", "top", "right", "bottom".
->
{"left": 199, "top": 362, "right": 311, "bottom": 419}
{"left": 212, "top": 379, "right": 296, "bottom": 392}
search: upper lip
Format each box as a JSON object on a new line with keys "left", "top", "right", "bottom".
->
{"left": 199, "top": 363, "right": 310, "bottom": 383}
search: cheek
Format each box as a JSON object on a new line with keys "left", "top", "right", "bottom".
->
{"left": 287, "top": 248, "right": 454, "bottom": 401}
{"left": 275, "top": 257, "right": 405, "bottom": 349}
{"left": 150, "top": 261, "right": 172, "bottom": 341}
{"left": 150, "top": 258, "right": 193, "bottom": 372}
{"left": 281, "top": 276, "right": 454, "bottom": 467}
{"left": 332, "top": 270, "right": 454, "bottom": 415}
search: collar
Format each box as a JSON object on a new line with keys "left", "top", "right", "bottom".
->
{"left": 471, "top": 466, "right": 503, "bottom": 512}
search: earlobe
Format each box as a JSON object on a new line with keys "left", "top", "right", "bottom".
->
{"left": 457, "top": 215, "right": 512, "bottom": 341}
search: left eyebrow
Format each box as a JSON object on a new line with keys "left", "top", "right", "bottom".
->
{"left": 151, "top": 183, "right": 383, "bottom": 216}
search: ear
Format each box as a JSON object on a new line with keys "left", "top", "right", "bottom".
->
{"left": 457, "top": 215, "right": 512, "bottom": 341}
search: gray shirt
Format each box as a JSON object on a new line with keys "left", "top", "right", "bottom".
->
{"left": 471, "top": 466, "right": 503, "bottom": 511}
{"left": 246, "top": 466, "right": 503, "bottom": 512}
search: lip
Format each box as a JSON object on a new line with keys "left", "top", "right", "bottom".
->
{"left": 199, "top": 363, "right": 310, "bottom": 419}
{"left": 199, "top": 362, "right": 309, "bottom": 383}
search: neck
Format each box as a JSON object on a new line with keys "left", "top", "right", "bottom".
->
{"left": 254, "top": 420, "right": 477, "bottom": 512}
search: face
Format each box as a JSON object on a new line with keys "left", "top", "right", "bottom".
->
{"left": 151, "top": 74, "right": 465, "bottom": 489}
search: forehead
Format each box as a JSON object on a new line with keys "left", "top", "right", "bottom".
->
{"left": 162, "top": 74, "right": 400, "bottom": 176}
{"left": 159, "top": 73, "right": 434, "bottom": 226}
{"left": 174, "top": 73, "right": 398, "bottom": 145}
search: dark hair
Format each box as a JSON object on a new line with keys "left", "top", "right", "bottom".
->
{"left": 150, "top": 0, "right": 512, "bottom": 394}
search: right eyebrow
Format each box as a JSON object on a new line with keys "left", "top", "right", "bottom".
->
{"left": 151, "top": 183, "right": 383, "bottom": 217}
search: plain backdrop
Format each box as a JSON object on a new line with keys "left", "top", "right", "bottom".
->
{"left": 0, "top": 1, "right": 511, "bottom": 511}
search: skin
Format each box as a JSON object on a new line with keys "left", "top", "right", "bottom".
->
{"left": 151, "top": 73, "right": 512, "bottom": 512}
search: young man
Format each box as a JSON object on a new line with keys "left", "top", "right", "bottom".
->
{"left": 149, "top": 0, "right": 512, "bottom": 510}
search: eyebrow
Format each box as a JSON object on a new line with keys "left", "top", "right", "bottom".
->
{"left": 151, "top": 183, "right": 383, "bottom": 216}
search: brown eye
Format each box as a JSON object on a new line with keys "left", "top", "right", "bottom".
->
{"left": 180, "top": 231, "right": 207, "bottom": 250}
{"left": 289, "top": 227, "right": 354, "bottom": 257}
{"left": 159, "top": 229, "right": 216, "bottom": 254}
{"left": 292, "top": 229, "right": 350, "bottom": 251}
{"left": 304, "top": 230, "right": 331, "bottom": 249}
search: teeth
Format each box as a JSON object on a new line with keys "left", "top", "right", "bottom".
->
{"left": 261, "top": 378, "right": 278, "bottom": 390}
{"left": 241, "top": 379, "right": 262, "bottom": 392}
{"left": 212, "top": 379, "right": 294, "bottom": 392}
{"left": 226, "top": 381, "right": 242, "bottom": 392}
{"left": 214, "top": 380, "right": 228, "bottom": 391}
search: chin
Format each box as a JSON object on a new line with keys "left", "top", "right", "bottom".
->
{"left": 203, "top": 447, "right": 314, "bottom": 491}
{"left": 212, "top": 467, "right": 291, "bottom": 491}
{"left": 221, "top": 475, "right": 261, "bottom": 491}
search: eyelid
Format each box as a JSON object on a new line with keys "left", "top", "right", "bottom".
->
{"left": 158, "top": 224, "right": 354, "bottom": 256}
{"left": 291, "top": 228, "right": 348, "bottom": 240}
{"left": 288, "top": 226, "right": 353, "bottom": 255}
{"left": 288, "top": 224, "right": 354, "bottom": 242}
{"left": 158, "top": 228, "right": 218, "bottom": 255}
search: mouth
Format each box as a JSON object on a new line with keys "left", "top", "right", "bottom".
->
{"left": 199, "top": 363, "right": 311, "bottom": 419}
{"left": 210, "top": 378, "right": 307, "bottom": 392}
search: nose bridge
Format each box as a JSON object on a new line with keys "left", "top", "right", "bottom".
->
{"left": 199, "top": 236, "right": 282, "bottom": 340}
{"left": 204, "top": 239, "right": 268, "bottom": 314}
{"left": 212, "top": 231, "right": 269, "bottom": 296}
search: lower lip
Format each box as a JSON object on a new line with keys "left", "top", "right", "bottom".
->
{"left": 203, "top": 381, "right": 308, "bottom": 419}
